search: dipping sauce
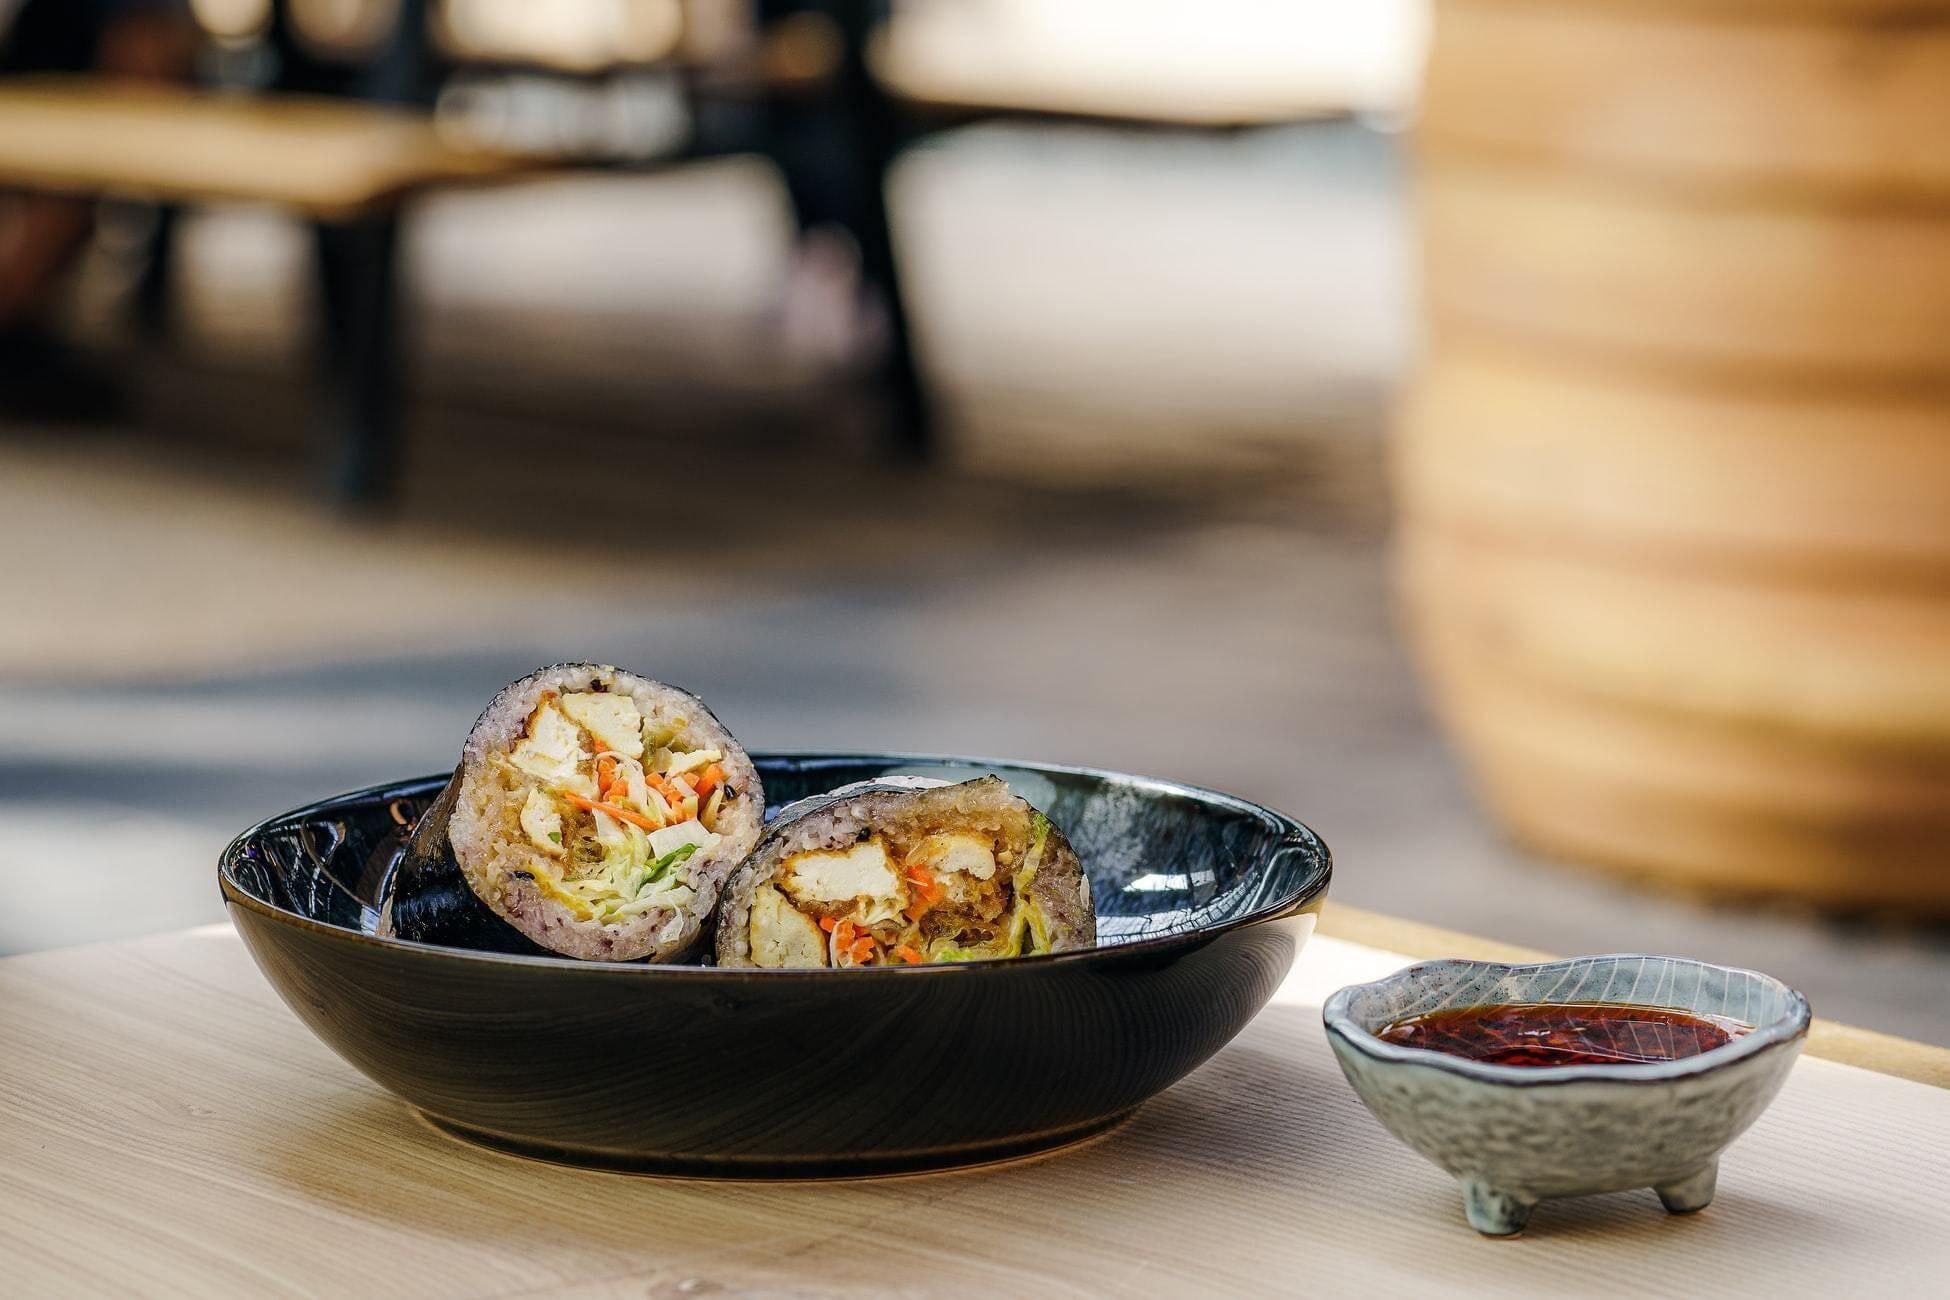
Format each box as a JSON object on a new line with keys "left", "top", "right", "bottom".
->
{"left": 1377, "top": 1003, "right": 1746, "bottom": 1067}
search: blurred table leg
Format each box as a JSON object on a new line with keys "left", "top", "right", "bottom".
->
{"left": 313, "top": 214, "right": 404, "bottom": 508}
{"left": 763, "top": 0, "right": 931, "bottom": 462}
{"left": 131, "top": 204, "right": 179, "bottom": 341}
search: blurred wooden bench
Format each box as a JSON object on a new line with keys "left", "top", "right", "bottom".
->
{"left": 0, "top": 76, "right": 524, "bottom": 217}
{"left": 0, "top": 75, "right": 535, "bottom": 505}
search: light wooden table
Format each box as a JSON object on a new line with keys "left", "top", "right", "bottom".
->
{"left": 4, "top": 905, "right": 1947, "bottom": 1298}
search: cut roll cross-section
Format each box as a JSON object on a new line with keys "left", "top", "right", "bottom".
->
{"left": 382, "top": 663, "right": 764, "bottom": 962}
{"left": 715, "top": 776, "right": 1096, "bottom": 968}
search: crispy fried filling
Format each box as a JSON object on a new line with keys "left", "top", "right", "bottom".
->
{"left": 750, "top": 815, "right": 1053, "bottom": 967}
{"left": 491, "top": 688, "right": 743, "bottom": 927}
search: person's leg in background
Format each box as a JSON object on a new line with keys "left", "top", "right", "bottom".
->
{"left": 759, "top": 0, "right": 929, "bottom": 456}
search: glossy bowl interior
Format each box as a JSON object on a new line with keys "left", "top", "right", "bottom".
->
{"left": 221, "top": 754, "right": 1331, "bottom": 1177}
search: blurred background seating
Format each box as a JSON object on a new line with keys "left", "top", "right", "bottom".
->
{"left": 3, "top": 0, "right": 1947, "bottom": 1044}
{"left": 1, "top": 0, "right": 916, "bottom": 501}
{"left": 0, "top": 1, "right": 1425, "bottom": 502}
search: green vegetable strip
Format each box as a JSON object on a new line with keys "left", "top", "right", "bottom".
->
{"left": 637, "top": 842, "right": 699, "bottom": 896}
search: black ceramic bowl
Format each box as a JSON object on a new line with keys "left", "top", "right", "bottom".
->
{"left": 221, "top": 754, "right": 1331, "bottom": 1177}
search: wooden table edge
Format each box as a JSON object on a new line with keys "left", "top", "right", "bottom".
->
{"left": 1317, "top": 902, "right": 1950, "bottom": 1090}
{"left": 0, "top": 158, "right": 553, "bottom": 224}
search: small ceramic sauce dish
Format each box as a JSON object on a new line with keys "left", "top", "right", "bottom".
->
{"left": 1322, "top": 954, "right": 1810, "bottom": 1236}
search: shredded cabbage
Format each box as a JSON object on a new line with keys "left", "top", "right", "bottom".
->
{"left": 664, "top": 747, "right": 723, "bottom": 776}
{"left": 650, "top": 819, "right": 716, "bottom": 860}
{"left": 500, "top": 703, "right": 731, "bottom": 929}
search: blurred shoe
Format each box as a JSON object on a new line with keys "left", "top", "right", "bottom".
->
{"left": 0, "top": 329, "right": 128, "bottom": 425}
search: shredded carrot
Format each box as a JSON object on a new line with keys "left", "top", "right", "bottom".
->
{"left": 596, "top": 755, "right": 617, "bottom": 791}
{"left": 695, "top": 763, "right": 726, "bottom": 798}
{"left": 562, "top": 792, "right": 661, "bottom": 832}
{"left": 903, "top": 863, "right": 945, "bottom": 921}
{"left": 825, "top": 920, "right": 876, "bottom": 965}
{"left": 892, "top": 944, "right": 923, "bottom": 964}
{"left": 814, "top": 915, "right": 890, "bottom": 964}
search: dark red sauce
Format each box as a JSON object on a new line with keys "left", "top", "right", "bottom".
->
{"left": 1376, "top": 1003, "right": 1747, "bottom": 1067}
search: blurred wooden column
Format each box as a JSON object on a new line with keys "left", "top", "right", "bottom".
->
{"left": 1396, "top": 0, "right": 1950, "bottom": 912}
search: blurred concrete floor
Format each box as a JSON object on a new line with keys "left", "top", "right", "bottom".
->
{"left": 4, "top": 121, "right": 1948, "bottom": 1045}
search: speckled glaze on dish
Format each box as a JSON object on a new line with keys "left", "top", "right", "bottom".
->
{"left": 221, "top": 754, "right": 1330, "bottom": 1177}
{"left": 1323, "top": 956, "right": 1810, "bottom": 1236}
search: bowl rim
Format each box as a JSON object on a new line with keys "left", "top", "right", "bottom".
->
{"left": 219, "top": 751, "right": 1333, "bottom": 978}
{"left": 1321, "top": 955, "right": 1812, "bottom": 1086}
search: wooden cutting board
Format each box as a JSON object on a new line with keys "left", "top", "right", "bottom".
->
{"left": 1403, "top": 0, "right": 1950, "bottom": 910}
{"left": 1399, "top": 525, "right": 1950, "bottom": 750}
{"left": 1395, "top": 337, "right": 1950, "bottom": 577}
{"left": 1422, "top": 0, "right": 1950, "bottom": 199}
{"left": 1415, "top": 649, "right": 1950, "bottom": 907}
{"left": 1420, "top": 159, "right": 1950, "bottom": 381}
